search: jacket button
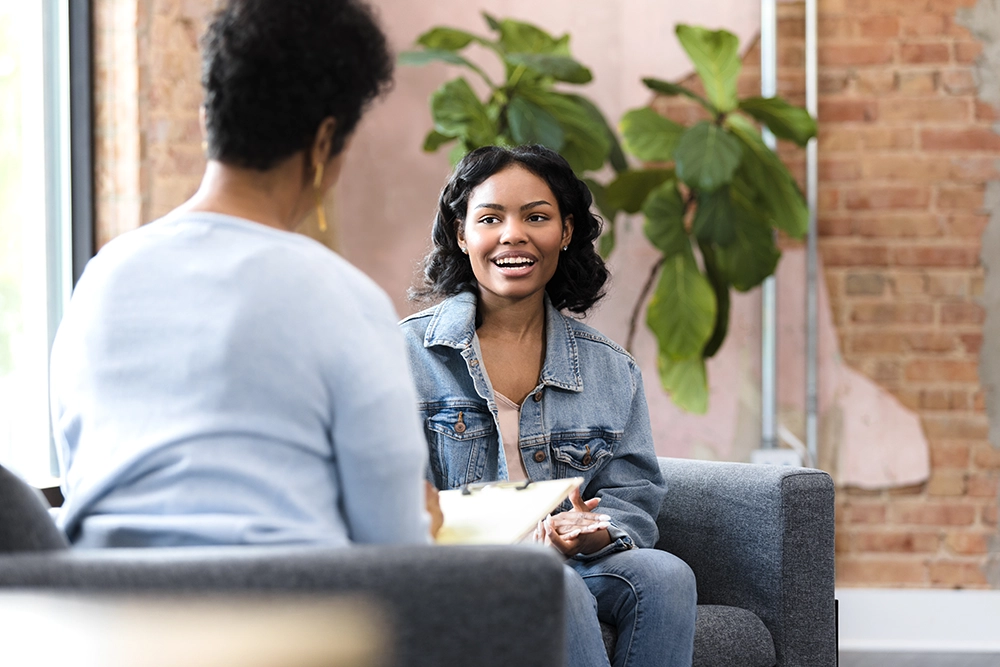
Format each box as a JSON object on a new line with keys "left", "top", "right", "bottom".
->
{"left": 454, "top": 422, "right": 466, "bottom": 434}
{"left": 582, "top": 453, "right": 592, "bottom": 466}
{"left": 532, "top": 391, "right": 542, "bottom": 402}
{"left": 470, "top": 359, "right": 479, "bottom": 367}
{"left": 533, "top": 451, "right": 546, "bottom": 463}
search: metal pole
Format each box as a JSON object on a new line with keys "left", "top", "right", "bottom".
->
{"left": 760, "top": 0, "right": 778, "bottom": 450}
{"left": 805, "top": 0, "right": 819, "bottom": 467}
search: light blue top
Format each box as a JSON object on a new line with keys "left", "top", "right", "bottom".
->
{"left": 51, "top": 211, "right": 431, "bottom": 548}
{"left": 399, "top": 291, "right": 666, "bottom": 561}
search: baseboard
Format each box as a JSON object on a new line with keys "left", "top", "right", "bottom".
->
{"left": 837, "top": 588, "right": 1000, "bottom": 653}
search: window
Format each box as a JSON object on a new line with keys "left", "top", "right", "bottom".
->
{"left": 0, "top": 0, "right": 90, "bottom": 484}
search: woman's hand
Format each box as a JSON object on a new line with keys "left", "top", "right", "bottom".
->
{"left": 533, "top": 487, "right": 613, "bottom": 557}
{"left": 425, "top": 480, "right": 444, "bottom": 540}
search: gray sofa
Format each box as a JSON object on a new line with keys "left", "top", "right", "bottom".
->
{"left": 0, "top": 457, "right": 836, "bottom": 666}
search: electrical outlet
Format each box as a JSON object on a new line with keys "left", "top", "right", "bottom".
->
{"left": 751, "top": 448, "right": 802, "bottom": 467}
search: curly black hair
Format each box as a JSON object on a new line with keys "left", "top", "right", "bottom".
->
{"left": 413, "top": 145, "right": 609, "bottom": 315}
{"left": 200, "top": 0, "right": 393, "bottom": 170}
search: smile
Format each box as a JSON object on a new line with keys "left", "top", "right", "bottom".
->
{"left": 492, "top": 257, "right": 536, "bottom": 267}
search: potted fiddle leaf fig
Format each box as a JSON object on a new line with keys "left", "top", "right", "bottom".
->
{"left": 398, "top": 13, "right": 626, "bottom": 177}
{"left": 602, "top": 25, "right": 816, "bottom": 414}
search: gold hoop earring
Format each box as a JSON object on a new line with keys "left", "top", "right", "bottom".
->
{"left": 314, "top": 162, "right": 327, "bottom": 233}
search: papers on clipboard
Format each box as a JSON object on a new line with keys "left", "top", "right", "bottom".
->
{"left": 434, "top": 477, "right": 583, "bottom": 545}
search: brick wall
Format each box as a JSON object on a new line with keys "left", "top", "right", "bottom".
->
{"left": 656, "top": 0, "right": 999, "bottom": 588}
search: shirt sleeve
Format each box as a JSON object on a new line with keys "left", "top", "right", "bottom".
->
{"left": 573, "top": 360, "right": 665, "bottom": 560}
{"left": 327, "top": 292, "right": 432, "bottom": 546}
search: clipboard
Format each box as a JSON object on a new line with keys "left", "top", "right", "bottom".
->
{"left": 434, "top": 477, "right": 584, "bottom": 545}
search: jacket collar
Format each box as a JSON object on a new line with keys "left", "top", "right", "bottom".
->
{"left": 424, "top": 291, "right": 583, "bottom": 392}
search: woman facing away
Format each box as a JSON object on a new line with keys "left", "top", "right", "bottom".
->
{"left": 51, "top": 0, "right": 440, "bottom": 548}
{"left": 400, "top": 144, "right": 698, "bottom": 667}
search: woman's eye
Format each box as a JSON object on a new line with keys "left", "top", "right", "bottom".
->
{"left": 479, "top": 215, "right": 500, "bottom": 224}
{"left": 528, "top": 214, "right": 549, "bottom": 223}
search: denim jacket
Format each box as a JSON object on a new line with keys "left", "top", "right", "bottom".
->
{"left": 399, "top": 291, "right": 666, "bottom": 559}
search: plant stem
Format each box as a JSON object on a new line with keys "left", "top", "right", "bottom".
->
{"left": 626, "top": 256, "right": 665, "bottom": 354}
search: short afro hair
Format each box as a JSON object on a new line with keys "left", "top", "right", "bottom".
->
{"left": 201, "top": 0, "right": 393, "bottom": 170}
{"left": 413, "top": 145, "right": 609, "bottom": 315}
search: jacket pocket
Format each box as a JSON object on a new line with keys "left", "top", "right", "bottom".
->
{"left": 425, "top": 406, "right": 495, "bottom": 489}
{"left": 550, "top": 435, "right": 615, "bottom": 480}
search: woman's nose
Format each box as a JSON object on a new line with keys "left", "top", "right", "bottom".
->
{"left": 499, "top": 218, "right": 528, "bottom": 244}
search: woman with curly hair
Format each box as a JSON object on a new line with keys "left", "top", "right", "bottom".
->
{"left": 401, "top": 144, "right": 697, "bottom": 667}
{"left": 50, "top": 0, "right": 439, "bottom": 548}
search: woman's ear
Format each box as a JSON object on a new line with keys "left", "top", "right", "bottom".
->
{"left": 562, "top": 215, "right": 574, "bottom": 248}
{"left": 310, "top": 117, "right": 337, "bottom": 170}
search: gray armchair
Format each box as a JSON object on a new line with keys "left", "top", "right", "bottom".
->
{"left": 0, "top": 457, "right": 836, "bottom": 667}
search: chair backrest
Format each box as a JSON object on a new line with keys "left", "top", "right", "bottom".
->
{"left": 0, "top": 465, "right": 69, "bottom": 552}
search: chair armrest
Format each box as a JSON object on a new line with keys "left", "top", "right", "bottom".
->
{"left": 655, "top": 457, "right": 836, "bottom": 667}
{"left": 0, "top": 544, "right": 565, "bottom": 667}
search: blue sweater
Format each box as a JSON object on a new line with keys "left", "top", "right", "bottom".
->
{"left": 51, "top": 212, "right": 431, "bottom": 547}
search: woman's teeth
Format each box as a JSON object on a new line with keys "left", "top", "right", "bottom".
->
{"left": 493, "top": 257, "right": 535, "bottom": 266}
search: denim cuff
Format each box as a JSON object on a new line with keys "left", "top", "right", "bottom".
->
{"left": 571, "top": 524, "right": 634, "bottom": 563}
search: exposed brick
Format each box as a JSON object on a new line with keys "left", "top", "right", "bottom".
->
{"left": 900, "top": 42, "right": 952, "bottom": 65}
{"left": 836, "top": 558, "right": 927, "bottom": 586}
{"left": 967, "top": 472, "right": 1000, "bottom": 498}
{"left": 928, "top": 561, "right": 990, "bottom": 588}
{"left": 843, "top": 502, "right": 887, "bottom": 524}
{"left": 900, "top": 14, "right": 946, "bottom": 37}
{"left": 946, "top": 532, "right": 990, "bottom": 555}
{"left": 891, "top": 502, "right": 975, "bottom": 526}
{"left": 872, "top": 360, "right": 903, "bottom": 384}
{"left": 955, "top": 41, "right": 982, "bottom": 65}
{"left": 938, "top": 185, "right": 986, "bottom": 211}
{"left": 921, "top": 128, "right": 1000, "bottom": 152}
{"left": 975, "top": 101, "right": 998, "bottom": 122}
{"left": 929, "top": 441, "right": 971, "bottom": 468}
{"left": 949, "top": 158, "right": 1000, "bottom": 182}
{"left": 892, "top": 246, "right": 980, "bottom": 268}
{"left": 819, "top": 16, "right": 853, "bottom": 39}
{"left": 854, "top": 215, "right": 941, "bottom": 238}
{"left": 819, "top": 187, "right": 841, "bottom": 211}
{"left": 844, "top": 272, "right": 886, "bottom": 295}
{"left": 819, "top": 215, "right": 853, "bottom": 236}
{"left": 847, "top": 332, "right": 906, "bottom": 353}
{"left": 927, "top": 470, "right": 967, "bottom": 496}
{"left": 853, "top": 530, "right": 941, "bottom": 552}
{"left": 926, "top": 273, "right": 971, "bottom": 297}
{"left": 892, "top": 271, "right": 928, "bottom": 295}
{"left": 879, "top": 98, "right": 971, "bottom": 123}
{"left": 895, "top": 71, "right": 938, "bottom": 95}
{"left": 819, "top": 99, "right": 878, "bottom": 122}
{"left": 959, "top": 333, "right": 983, "bottom": 355}
{"left": 973, "top": 444, "right": 1000, "bottom": 470}
{"left": 922, "top": 415, "right": 989, "bottom": 440}
{"left": 940, "top": 302, "right": 985, "bottom": 325}
{"left": 905, "top": 332, "right": 959, "bottom": 353}
{"left": 922, "top": 390, "right": 953, "bottom": 411}
{"left": 861, "top": 127, "right": 916, "bottom": 150}
{"left": 778, "top": 16, "right": 805, "bottom": 38}
{"left": 851, "top": 302, "right": 934, "bottom": 325}
{"left": 859, "top": 16, "right": 901, "bottom": 38}
{"left": 894, "top": 388, "right": 922, "bottom": 410}
{"left": 864, "top": 156, "right": 950, "bottom": 182}
{"left": 983, "top": 504, "right": 998, "bottom": 526}
{"left": 821, "top": 243, "right": 890, "bottom": 267}
{"left": 940, "top": 69, "right": 978, "bottom": 96}
{"left": 819, "top": 158, "right": 862, "bottom": 181}
{"left": 820, "top": 71, "right": 851, "bottom": 94}
{"left": 856, "top": 70, "right": 897, "bottom": 95}
{"left": 844, "top": 187, "right": 931, "bottom": 210}
{"left": 819, "top": 44, "right": 894, "bottom": 67}
{"left": 818, "top": 127, "right": 861, "bottom": 152}
{"left": 945, "top": 214, "right": 990, "bottom": 238}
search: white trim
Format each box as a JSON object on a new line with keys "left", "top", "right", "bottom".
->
{"left": 838, "top": 588, "right": 1000, "bottom": 653}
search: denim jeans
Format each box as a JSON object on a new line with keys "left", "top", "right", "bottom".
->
{"left": 563, "top": 549, "right": 697, "bottom": 667}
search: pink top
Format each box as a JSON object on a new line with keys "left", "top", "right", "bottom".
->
{"left": 495, "top": 392, "right": 528, "bottom": 482}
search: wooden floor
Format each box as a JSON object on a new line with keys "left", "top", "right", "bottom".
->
{"left": 840, "top": 653, "right": 1000, "bottom": 667}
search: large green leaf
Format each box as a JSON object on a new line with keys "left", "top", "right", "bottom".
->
{"left": 399, "top": 49, "right": 495, "bottom": 88}
{"left": 497, "top": 18, "right": 567, "bottom": 55}
{"left": 716, "top": 187, "right": 782, "bottom": 291}
{"left": 657, "top": 354, "right": 708, "bottom": 414}
{"left": 642, "top": 181, "right": 688, "bottom": 257}
{"left": 647, "top": 252, "right": 717, "bottom": 359}
{"left": 504, "top": 53, "right": 592, "bottom": 84}
{"left": 642, "top": 77, "right": 714, "bottom": 113}
{"left": 606, "top": 169, "right": 674, "bottom": 214}
{"left": 698, "top": 241, "right": 731, "bottom": 359}
{"left": 507, "top": 97, "right": 565, "bottom": 149}
{"left": 726, "top": 114, "right": 808, "bottom": 238}
{"left": 431, "top": 78, "right": 495, "bottom": 148}
{"left": 423, "top": 129, "right": 456, "bottom": 152}
{"left": 417, "top": 27, "right": 477, "bottom": 51}
{"left": 565, "top": 94, "right": 627, "bottom": 173}
{"left": 738, "top": 97, "right": 817, "bottom": 147}
{"left": 692, "top": 186, "right": 737, "bottom": 246}
{"left": 675, "top": 25, "right": 741, "bottom": 113}
{"left": 521, "top": 89, "right": 609, "bottom": 173}
{"left": 482, "top": 12, "right": 502, "bottom": 32}
{"left": 674, "top": 121, "right": 742, "bottom": 193}
{"left": 619, "top": 108, "right": 684, "bottom": 163}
